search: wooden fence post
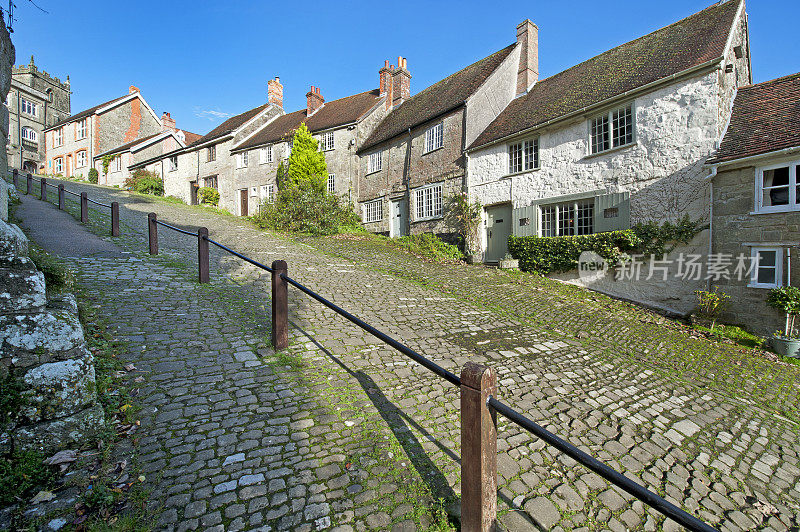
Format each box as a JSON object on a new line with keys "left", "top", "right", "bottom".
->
{"left": 57, "top": 185, "right": 65, "bottom": 210}
{"left": 80, "top": 192, "right": 88, "bottom": 223}
{"left": 40, "top": 178, "right": 47, "bottom": 201}
{"left": 26, "top": 173, "right": 32, "bottom": 195}
{"left": 148, "top": 213, "right": 158, "bottom": 255}
{"left": 460, "top": 362, "right": 498, "bottom": 532}
{"left": 197, "top": 227, "right": 210, "bottom": 283}
{"left": 271, "top": 260, "right": 288, "bottom": 350}
{"left": 12, "top": 169, "right": 18, "bottom": 188}
{"left": 111, "top": 202, "right": 120, "bottom": 237}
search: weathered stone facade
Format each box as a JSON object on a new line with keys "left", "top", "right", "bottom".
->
{"left": 0, "top": 218, "right": 103, "bottom": 454}
{"left": 7, "top": 56, "right": 71, "bottom": 173}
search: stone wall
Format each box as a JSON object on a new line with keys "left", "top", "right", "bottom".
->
{"left": 0, "top": 19, "right": 12, "bottom": 184}
{"left": 0, "top": 218, "right": 103, "bottom": 454}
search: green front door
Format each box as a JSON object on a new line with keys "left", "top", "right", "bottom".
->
{"left": 485, "top": 204, "right": 512, "bottom": 263}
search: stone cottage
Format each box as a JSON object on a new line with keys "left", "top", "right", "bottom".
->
{"left": 130, "top": 77, "right": 285, "bottom": 208}
{"left": 464, "top": 0, "right": 750, "bottom": 314}
{"left": 91, "top": 112, "right": 200, "bottom": 187}
{"left": 44, "top": 86, "right": 161, "bottom": 180}
{"left": 7, "top": 55, "right": 71, "bottom": 173}
{"left": 229, "top": 78, "right": 390, "bottom": 216}
{"left": 357, "top": 35, "right": 528, "bottom": 237}
{"left": 706, "top": 72, "right": 800, "bottom": 335}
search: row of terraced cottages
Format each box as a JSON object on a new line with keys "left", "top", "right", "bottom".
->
{"left": 45, "top": 0, "right": 800, "bottom": 334}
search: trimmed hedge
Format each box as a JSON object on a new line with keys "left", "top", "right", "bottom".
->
{"left": 508, "top": 231, "right": 640, "bottom": 274}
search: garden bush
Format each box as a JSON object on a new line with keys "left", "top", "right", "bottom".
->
{"left": 508, "top": 230, "right": 639, "bottom": 274}
{"left": 251, "top": 187, "right": 360, "bottom": 235}
{"left": 88, "top": 168, "right": 99, "bottom": 184}
{"left": 198, "top": 187, "right": 219, "bottom": 206}
{"left": 394, "top": 233, "right": 463, "bottom": 263}
{"left": 124, "top": 170, "right": 164, "bottom": 196}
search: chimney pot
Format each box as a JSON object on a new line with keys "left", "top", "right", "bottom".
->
{"left": 161, "top": 111, "right": 177, "bottom": 132}
{"left": 392, "top": 57, "right": 411, "bottom": 108}
{"left": 268, "top": 77, "right": 284, "bottom": 108}
{"left": 307, "top": 85, "right": 325, "bottom": 115}
{"left": 129, "top": 85, "right": 140, "bottom": 94}
{"left": 516, "top": 19, "right": 539, "bottom": 95}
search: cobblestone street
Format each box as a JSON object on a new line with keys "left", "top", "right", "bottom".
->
{"left": 14, "top": 181, "right": 800, "bottom": 531}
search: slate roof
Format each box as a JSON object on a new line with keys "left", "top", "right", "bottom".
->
{"left": 469, "top": 0, "right": 743, "bottom": 150}
{"left": 95, "top": 132, "right": 163, "bottom": 157}
{"left": 360, "top": 45, "right": 516, "bottom": 153}
{"left": 46, "top": 94, "right": 130, "bottom": 130}
{"left": 189, "top": 104, "right": 270, "bottom": 146}
{"left": 236, "top": 89, "right": 383, "bottom": 151}
{"left": 708, "top": 72, "right": 800, "bottom": 164}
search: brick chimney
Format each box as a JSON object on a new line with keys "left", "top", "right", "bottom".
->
{"left": 306, "top": 86, "right": 325, "bottom": 115}
{"left": 391, "top": 57, "right": 411, "bottom": 108}
{"left": 129, "top": 85, "right": 140, "bottom": 94}
{"left": 516, "top": 20, "right": 539, "bottom": 95}
{"left": 379, "top": 60, "right": 394, "bottom": 109}
{"left": 267, "top": 77, "right": 283, "bottom": 108}
{"left": 161, "top": 112, "right": 177, "bottom": 132}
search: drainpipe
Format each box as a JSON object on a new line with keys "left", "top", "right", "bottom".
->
{"left": 706, "top": 165, "right": 718, "bottom": 291}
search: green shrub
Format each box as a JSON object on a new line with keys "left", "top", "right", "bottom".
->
{"left": 251, "top": 187, "right": 360, "bottom": 235}
{"left": 28, "top": 246, "right": 72, "bottom": 291}
{"left": 198, "top": 187, "right": 219, "bottom": 206}
{"left": 88, "top": 168, "right": 99, "bottom": 184}
{"left": 0, "top": 374, "right": 24, "bottom": 424}
{"left": 508, "top": 231, "right": 639, "bottom": 274}
{"left": 767, "top": 286, "right": 800, "bottom": 337}
{"left": 0, "top": 450, "right": 56, "bottom": 505}
{"left": 694, "top": 288, "right": 730, "bottom": 330}
{"left": 394, "top": 233, "right": 463, "bottom": 263}
{"left": 124, "top": 170, "right": 164, "bottom": 196}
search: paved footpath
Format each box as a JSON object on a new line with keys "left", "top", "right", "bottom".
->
{"left": 14, "top": 180, "right": 800, "bottom": 531}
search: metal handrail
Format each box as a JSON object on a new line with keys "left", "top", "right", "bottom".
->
{"left": 64, "top": 189, "right": 81, "bottom": 197}
{"left": 154, "top": 220, "right": 196, "bottom": 237}
{"left": 204, "top": 236, "right": 274, "bottom": 272}
{"left": 86, "top": 197, "right": 112, "bottom": 208}
{"left": 488, "top": 397, "right": 718, "bottom": 532}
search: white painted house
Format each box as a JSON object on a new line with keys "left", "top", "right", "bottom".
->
{"left": 465, "top": 0, "right": 751, "bottom": 314}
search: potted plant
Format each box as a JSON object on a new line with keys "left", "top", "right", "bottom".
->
{"left": 766, "top": 286, "right": 800, "bottom": 358}
{"left": 444, "top": 193, "right": 483, "bottom": 264}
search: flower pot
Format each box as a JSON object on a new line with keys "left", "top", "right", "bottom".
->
{"left": 771, "top": 336, "right": 800, "bottom": 358}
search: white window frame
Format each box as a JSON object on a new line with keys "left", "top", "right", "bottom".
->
{"left": 749, "top": 247, "right": 783, "bottom": 289}
{"left": 508, "top": 137, "right": 539, "bottom": 174}
{"left": 424, "top": 122, "right": 443, "bottom": 154}
{"left": 590, "top": 103, "right": 634, "bottom": 155}
{"left": 755, "top": 160, "right": 800, "bottom": 213}
{"left": 76, "top": 119, "right": 87, "bottom": 140}
{"left": 260, "top": 145, "right": 273, "bottom": 164}
{"left": 207, "top": 145, "right": 216, "bottom": 162}
{"left": 21, "top": 126, "right": 38, "bottom": 143}
{"left": 414, "top": 183, "right": 443, "bottom": 221}
{"left": 236, "top": 151, "right": 249, "bottom": 169}
{"left": 363, "top": 199, "right": 383, "bottom": 223}
{"left": 320, "top": 131, "right": 335, "bottom": 151}
{"left": 259, "top": 184, "right": 275, "bottom": 203}
{"left": 54, "top": 157, "right": 63, "bottom": 173}
{"left": 53, "top": 127, "right": 63, "bottom": 147}
{"left": 367, "top": 151, "right": 382, "bottom": 174}
{"left": 538, "top": 198, "right": 595, "bottom": 237}
{"left": 327, "top": 173, "right": 335, "bottom": 194}
{"left": 76, "top": 150, "right": 87, "bottom": 168}
{"left": 112, "top": 156, "right": 123, "bottom": 172}
{"left": 20, "top": 97, "right": 37, "bottom": 117}
{"left": 168, "top": 156, "right": 178, "bottom": 172}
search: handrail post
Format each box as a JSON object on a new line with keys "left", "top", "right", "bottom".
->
{"left": 40, "top": 178, "right": 47, "bottom": 201}
{"left": 148, "top": 213, "right": 158, "bottom": 255}
{"left": 197, "top": 227, "right": 210, "bottom": 283}
{"left": 111, "top": 202, "right": 120, "bottom": 237}
{"left": 57, "top": 185, "right": 65, "bottom": 210}
{"left": 80, "top": 192, "right": 88, "bottom": 223}
{"left": 460, "top": 362, "right": 498, "bottom": 532}
{"left": 271, "top": 260, "right": 288, "bottom": 350}
{"left": 12, "top": 169, "right": 18, "bottom": 188}
{"left": 26, "top": 173, "right": 32, "bottom": 195}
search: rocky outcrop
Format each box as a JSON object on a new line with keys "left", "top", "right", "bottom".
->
{"left": 0, "top": 217, "right": 103, "bottom": 454}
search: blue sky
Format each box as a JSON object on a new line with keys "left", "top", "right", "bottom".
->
{"left": 8, "top": 1, "right": 799, "bottom": 135}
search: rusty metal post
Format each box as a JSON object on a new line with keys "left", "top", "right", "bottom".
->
{"left": 148, "top": 213, "right": 158, "bottom": 255}
{"left": 40, "top": 178, "right": 47, "bottom": 201}
{"left": 271, "top": 260, "right": 288, "bottom": 350}
{"left": 111, "top": 202, "right": 120, "bottom": 237}
{"left": 197, "top": 227, "right": 210, "bottom": 284}
{"left": 57, "top": 185, "right": 65, "bottom": 210}
{"left": 460, "top": 362, "right": 498, "bottom": 532}
{"left": 26, "top": 173, "right": 32, "bottom": 194}
{"left": 80, "top": 192, "right": 88, "bottom": 223}
{"left": 12, "top": 169, "right": 18, "bottom": 188}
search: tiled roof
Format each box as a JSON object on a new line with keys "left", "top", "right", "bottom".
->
{"left": 46, "top": 94, "right": 129, "bottom": 130}
{"left": 95, "top": 132, "right": 163, "bottom": 157}
{"left": 708, "top": 72, "right": 800, "bottom": 164}
{"left": 236, "top": 89, "right": 383, "bottom": 151}
{"left": 189, "top": 104, "right": 270, "bottom": 146}
{"left": 469, "top": 0, "right": 742, "bottom": 150}
{"left": 182, "top": 130, "right": 203, "bottom": 145}
{"left": 360, "top": 44, "right": 516, "bottom": 152}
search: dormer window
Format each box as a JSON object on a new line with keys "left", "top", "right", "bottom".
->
{"left": 590, "top": 104, "right": 634, "bottom": 154}
{"left": 424, "top": 122, "right": 443, "bottom": 153}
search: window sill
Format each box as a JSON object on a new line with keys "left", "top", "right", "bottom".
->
{"left": 583, "top": 142, "right": 637, "bottom": 160}
{"left": 502, "top": 167, "right": 541, "bottom": 179}
{"left": 366, "top": 169, "right": 382, "bottom": 176}
{"left": 748, "top": 283, "right": 779, "bottom": 289}
{"left": 414, "top": 215, "right": 444, "bottom": 223}
{"left": 423, "top": 145, "right": 445, "bottom": 156}
{"left": 749, "top": 208, "right": 800, "bottom": 215}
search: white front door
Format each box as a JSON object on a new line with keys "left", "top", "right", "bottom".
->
{"left": 391, "top": 199, "right": 407, "bottom": 237}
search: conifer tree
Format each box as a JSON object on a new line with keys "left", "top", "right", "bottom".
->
{"left": 286, "top": 123, "right": 327, "bottom": 193}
